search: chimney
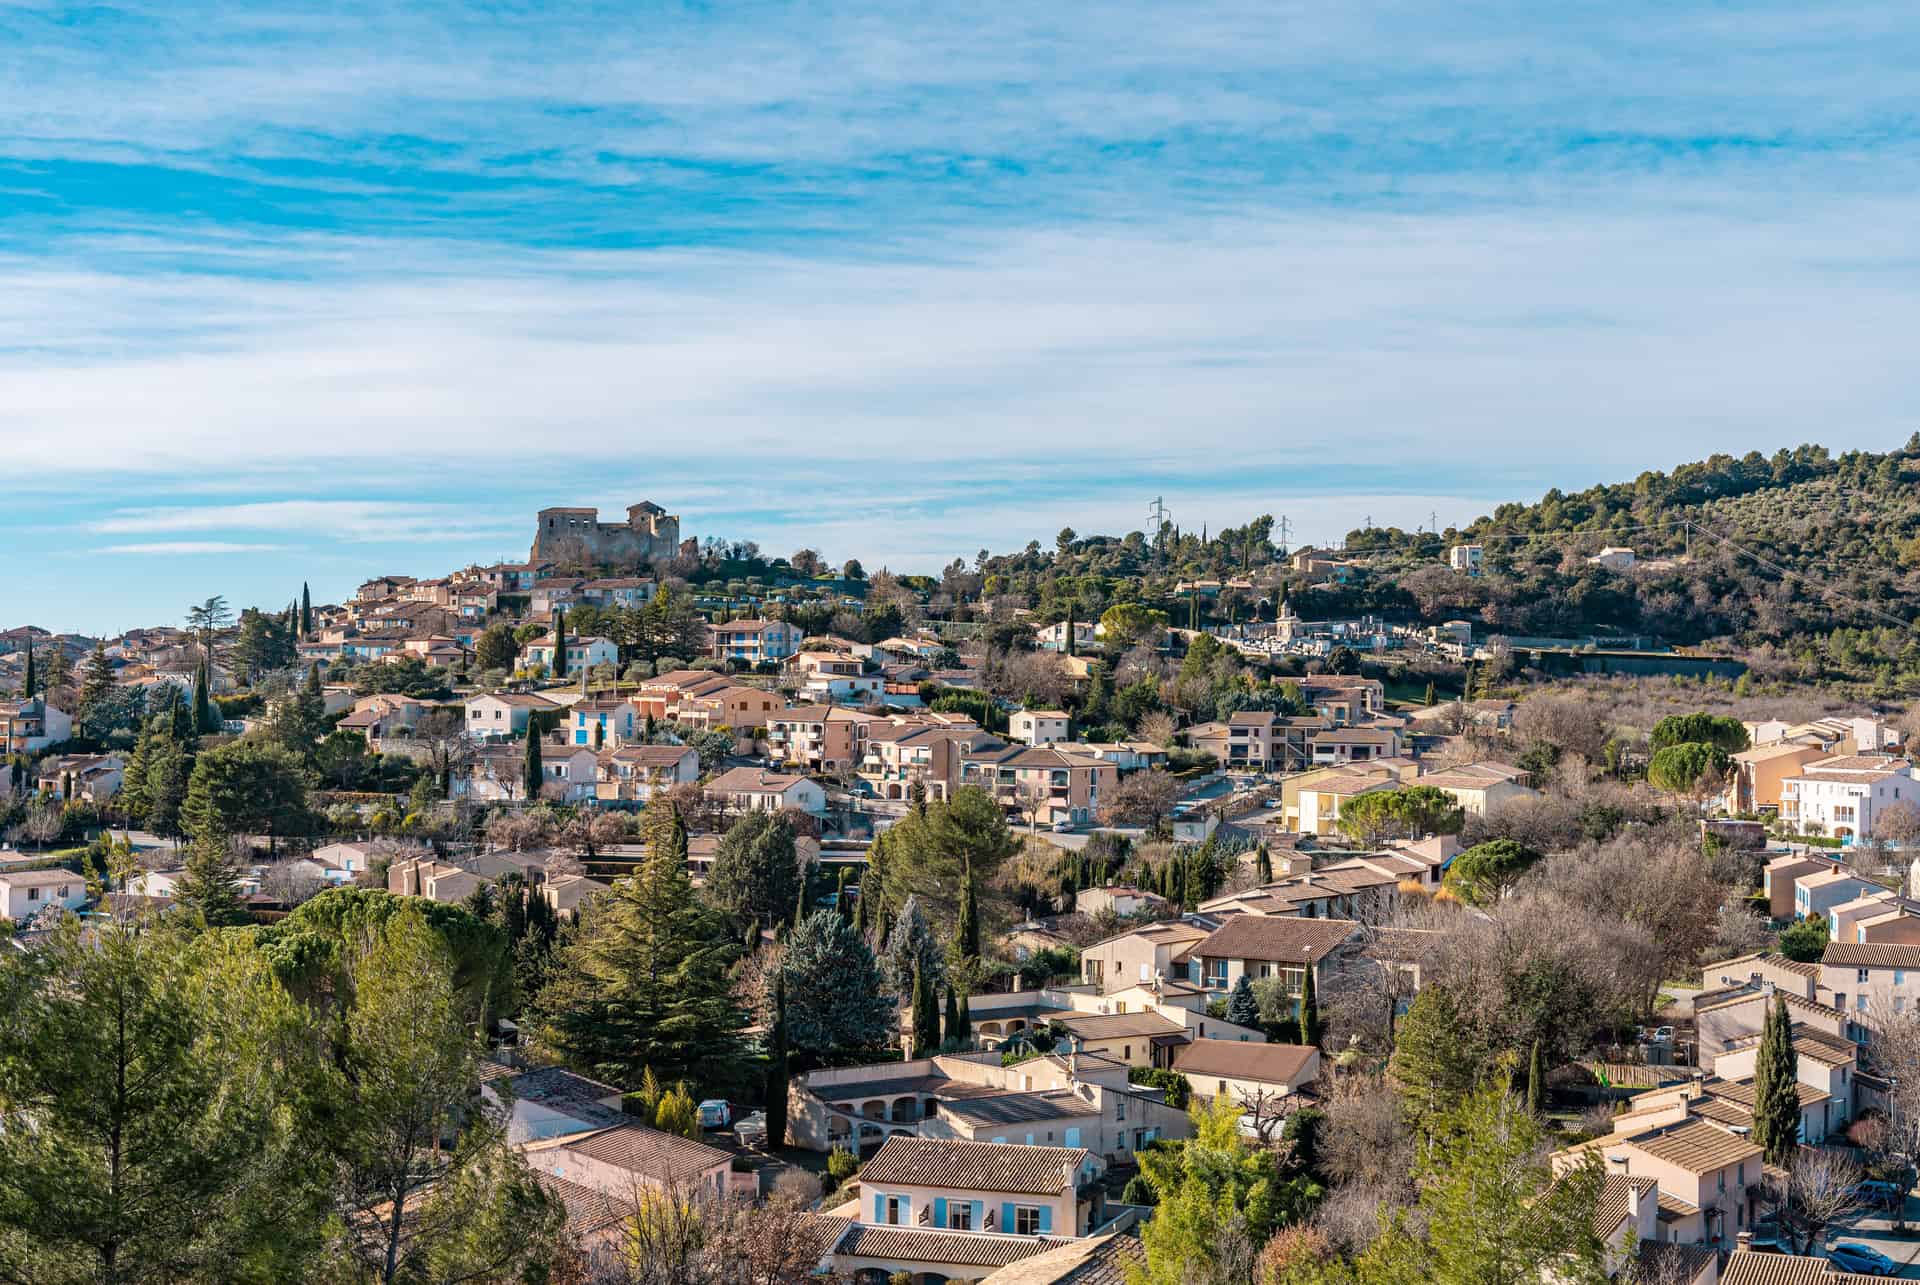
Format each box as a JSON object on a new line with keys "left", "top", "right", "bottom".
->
{"left": 1736, "top": 1230, "right": 1753, "bottom": 1250}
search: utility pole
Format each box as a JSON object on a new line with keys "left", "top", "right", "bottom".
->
{"left": 1276, "top": 515, "right": 1292, "bottom": 555}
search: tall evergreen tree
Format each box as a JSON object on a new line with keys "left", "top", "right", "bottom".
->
{"left": 763, "top": 970, "right": 790, "bottom": 1150}
{"left": 22, "top": 639, "right": 35, "bottom": 698}
{"left": 300, "top": 582, "right": 313, "bottom": 639}
{"left": 1227, "top": 975, "right": 1260, "bottom": 1029}
{"left": 522, "top": 730, "right": 543, "bottom": 801}
{"left": 955, "top": 858, "right": 979, "bottom": 960}
{"left": 707, "top": 813, "right": 801, "bottom": 931}
{"left": 956, "top": 991, "right": 972, "bottom": 1045}
{"left": 550, "top": 610, "right": 568, "bottom": 678}
{"left": 174, "top": 838, "right": 250, "bottom": 927}
{"left": 781, "top": 909, "right": 891, "bottom": 1064}
{"left": 537, "top": 811, "right": 747, "bottom": 1090}
{"left": 76, "top": 641, "right": 115, "bottom": 736}
{"left": 1526, "top": 1038, "right": 1544, "bottom": 1115}
{"left": 1752, "top": 993, "right": 1801, "bottom": 1166}
{"left": 944, "top": 985, "right": 961, "bottom": 1047}
{"left": 910, "top": 959, "right": 940, "bottom": 1055}
{"left": 1298, "top": 962, "right": 1317, "bottom": 1045}
{"left": 1255, "top": 844, "right": 1273, "bottom": 884}
{"left": 191, "top": 657, "right": 216, "bottom": 735}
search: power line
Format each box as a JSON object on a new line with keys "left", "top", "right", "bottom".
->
{"left": 1679, "top": 518, "right": 1918, "bottom": 632}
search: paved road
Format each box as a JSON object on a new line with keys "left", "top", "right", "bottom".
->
{"left": 1817, "top": 1197, "right": 1920, "bottom": 1277}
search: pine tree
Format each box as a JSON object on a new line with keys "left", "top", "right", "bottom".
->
{"left": 1752, "top": 993, "right": 1802, "bottom": 1166}
{"left": 77, "top": 641, "right": 115, "bottom": 736}
{"left": 764, "top": 970, "right": 790, "bottom": 1150}
{"left": 538, "top": 810, "right": 747, "bottom": 1090}
{"left": 523, "top": 730, "right": 543, "bottom": 801}
{"left": 956, "top": 858, "right": 979, "bottom": 960}
{"left": 1227, "top": 975, "right": 1259, "bottom": 1028}
{"left": 910, "top": 959, "right": 940, "bottom": 1055}
{"left": 1297, "top": 962, "right": 1317, "bottom": 1045}
{"left": 175, "top": 838, "right": 250, "bottom": 927}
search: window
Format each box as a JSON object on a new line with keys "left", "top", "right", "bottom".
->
{"left": 1115, "top": 1097, "right": 1126, "bottom": 1121}
{"left": 27, "top": 887, "right": 40, "bottom": 903}
{"left": 949, "top": 1204, "right": 972, "bottom": 1231}
{"left": 1860, "top": 968, "right": 1872, "bottom": 984}
{"left": 885, "top": 1196, "right": 907, "bottom": 1225}
{"left": 1859, "top": 995, "right": 1869, "bottom": 1012}
{"left": 1898, "top": 970, "right": 1908, "bottom": 986}
{"left": 1014, "top": 1206, "right": 1041, "bottom": 1236}
{"left": 1122, "top": 1046, "right": 1131, "bottom": 1062}
{"left": 1219, "top": 1079, "right": 1228, "bottom": 1095}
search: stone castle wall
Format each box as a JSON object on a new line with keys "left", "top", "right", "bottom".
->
{"left": 531, "top": 504, "right": 680, "bottom": 567}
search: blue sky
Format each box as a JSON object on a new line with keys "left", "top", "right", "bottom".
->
{"left": 3, "top": 1, "right": 1919, "bottom": 634}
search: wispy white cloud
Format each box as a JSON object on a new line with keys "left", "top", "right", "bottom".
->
{"left": 90, "top": 500, "right": 521, "bottom": 544}
{"left": 97, "top": 541, "right": 285, "bottom": 555}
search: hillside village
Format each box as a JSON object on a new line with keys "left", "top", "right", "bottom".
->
{"left": 10, "top": 496, "right": 1920, "bottom": 1285}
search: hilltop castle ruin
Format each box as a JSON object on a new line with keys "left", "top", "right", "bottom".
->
{"left": 531, "top": 502, "right": 681, "bottom": 566}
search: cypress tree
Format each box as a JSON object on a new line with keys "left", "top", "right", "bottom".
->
{"left": 551, "top": 609, "right": 568, "bottom": 678}
{"left": 523, "top": 728, "right": 544, "bottom": 800}
{"left": 764, "top": 970, "right": 790, "bottom": 1150}
{"left": 1423, "top": 680, "right": 1437, "bottom": 707}
{"left": 956, "top": 991, "right": 972, "bottom": 1044}
{"left": 1065, "top": 605, "right": 1077, "bottom": 657}
{"left": 852, "top": 876, "right": 868, "bottom": 937}
{"left": 1526, "top": 1039, "right": 1544, "bottom": 1115}
{"left": 791, "top": 860, "right": 810, "bottom": 931}
{"left": 910, "top": 959, "right": 940, "bottom": 1055}
{"left": 191, "top": 657, "right": 216, "bottom": 735}
{"left": 944, "top": 986, "right": 961, "bottom": 1048}
{"left": 956, "top": 859, "right": 979, "bottom": 960}
{"left": 835, "top": 867, "right": 850, "bottom": 919}
{"left": 1298, "top": 962, "right": 1317, "bottom": 1045}
{"left": 300, "top": 582, "right": 312, "bottom": 638}
{"left": 1752, "top": 993, "right": 1801, "bottom": 1166}
{"left": 1256, "top": 845, "right": 1273, "bottom": 884}
{"left": 22, "top": 640, "right": 35, "bottom": 698}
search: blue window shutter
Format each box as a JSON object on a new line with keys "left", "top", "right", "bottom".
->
{"left": 1038, "top": 1205, "right": 1052, "bottom": 1233}
{"left": 1003, "top": 1202, "right": 1016, "bottom": 1232}
{"left": 973, "top": 1201, "right": 983, "bottom": 1229}
{"left": 935, "top": 1197, "right": 948, "bottom": 1226}
{"left": 1065, "top": 1127, "right": 1081, "bottom": 1147}
{"left": 874, "top": 1194, "right": 884, "bottom": 1223}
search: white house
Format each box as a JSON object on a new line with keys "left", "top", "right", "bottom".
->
{"left": 1011, "top": 710, "right": 1072, "bottom": 746}
{"left": 0, "top": 868, "right": 89, "bottom": 920}
{"left": 521, "top": 634, "right": 619, "bottom": 675}
{"left": 1782, "top": 756, "right": 1920, "bottom": 842}
{"left": 463, "top": 691, "right": 560, "bottom": 740}
{"left": 704, "top": 767, "right": 828, "bottom": 815}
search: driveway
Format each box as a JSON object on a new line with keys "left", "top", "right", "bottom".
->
{"left": 1817, "top": 1196, "right": 1920, "bottom": 1277}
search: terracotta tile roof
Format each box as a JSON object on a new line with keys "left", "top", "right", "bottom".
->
{"left": 834, "top": 1223, "right": 1061, "bottom": 1269}
{"left": 1050, "top": 1011, "right": 1186, "bottom": 1041}
{"left": 1630, "top": 1240, "right": 1716, "bottom": 1284}
{"left": 1823, "top": 941, "right": 1920, "bottom": 970}
{"left": 860, "top": 1137, "right": 1087, "bottom": 1198}
{"left": 1620, "top": 1118, "right": 1760, "bottom": 1173}
{"left": 1720, "top": 1250, "right": 1883, "bottom": 1285}
{"left": 1193, "top": 915, "right": 1358, "bottom": 964}
{"left": 538, "top": 1173, "right": 633, "bottom": 1236}
{"left": 980, "top": 1232, "right": 1145, "bottom": 1284}
{"left": 939, "top": 1090, "right": 1102, "bottom": 1125}
{"left": 1593, "top": 1173, "right": 1658, "bottom": 1240}
{"left": 1172, "top": 1038, "right": 1317, "bottom": 1086}
{"left": 557, "top": 1123, "right": 732, "bottom": 1184}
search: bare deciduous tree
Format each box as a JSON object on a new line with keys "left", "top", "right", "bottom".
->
{"left": 1754, "top": 1148, "right": 1862, "bottom": 1255}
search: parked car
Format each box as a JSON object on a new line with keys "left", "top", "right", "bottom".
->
{"left": 697, "top": 1099, "right": 731, "bottom": 1129}
{"left": 735, "top": 1110, "right": 768, "bottom": 1147}
{"left": 1828, "top": 1243, "right": 1896, "bottom": 1276}
{"left": 1855, "top": 1179, "right": 1906, "bottom": 1210}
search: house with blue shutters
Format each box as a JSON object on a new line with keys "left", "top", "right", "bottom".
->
{"left": 827, "top": 1136, "right": 1119, "bottom": 1283}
